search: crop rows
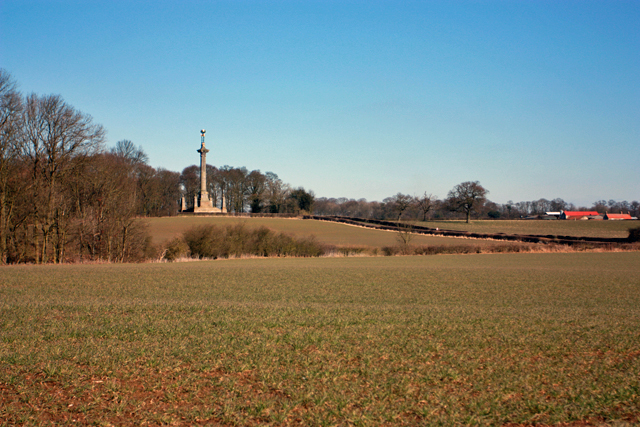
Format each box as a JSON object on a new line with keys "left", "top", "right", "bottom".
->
{"left": 1, "top": 253, "right": 639, "bottom": 425}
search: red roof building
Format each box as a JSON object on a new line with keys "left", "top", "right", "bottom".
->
{"left": 603, "top": 213, "right": 633, "bottom": 220}
{"left": 560, "top": 211, "right": 601, "bottom": 220}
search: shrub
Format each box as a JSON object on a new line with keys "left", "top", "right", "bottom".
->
{"left": 337, "top": 246, "right": 369, "bottom": 256}
{"left": 162, "top": 237, "right": 190, "bottom": 261}
{"left": 382, "top": 246, "right": 399, "bottom": 256}
{"left": 121, "top": 225, "right": 155, "bottom": 263}
{"left": 289, "top": 235, "right": 326, "bottom": 257}
{"left": 183, "top": 224, "right": 325, "bottom": 259}
{"left": 183, "top": 225, "right": 225, "bottom": 259}
{"left": 628, "top": 227, "right": 640, "bottom": 243}
{"left": 142, "top": 237, "right": 161, "bottom": 261}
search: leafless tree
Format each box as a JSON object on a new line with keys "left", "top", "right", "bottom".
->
{"left": 180, "top": 165, "right": 199, "bottom": 208}
{"left": 504, "top": 200, "right": 514, "bottom": 218}
{"left": 20, "top": 93, "right": 105, "bottom": 263}
{"left": 395, "top": 222, "right": 414, "bottom": 254}
{"left": 534, "top": 198, "right": 551, "bottom": 214}
{"left": 446, "top": 181, "right": 488, "bottom": 223}
{"left": 205, "top": 164, "right": 220, "bottom": 207}
{"left": 111, "top": 139, "right": 148, "bottom": 165}
{"left": 384, "top": 193, "right": 414, "bottom": 220}
{"left": 70, "top": 153, "right": 151, "bottom": 262}
{"left": 416, "top": 192, "right": 435, "bottom": 221}
{"left": 221, "top": 166, "right": 249, "bottom": 213}
{"left": 154, "top": 169, "right": 181, "bottom": 216}
{"left": 592, "top": 200, "right": 608, "bottom": 213}
{"left": 0, "top": 69, "right": 23, "bottom": 263}
{"left": 550, "top": 198, "right": 567, "bottom": 212}
{"left": 263, "top": 172, "right": 288, "bottom": 213}
{"left": 246, "top": 170, "right": 266, "bottom": 213}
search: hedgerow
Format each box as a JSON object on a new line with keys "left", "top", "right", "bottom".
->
{"left": 181, "top": 223, "right": 325, "bottom": 259}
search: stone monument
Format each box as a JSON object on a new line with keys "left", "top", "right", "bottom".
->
{"left": 181, "top": 129, "right": 226, "bottom": 213}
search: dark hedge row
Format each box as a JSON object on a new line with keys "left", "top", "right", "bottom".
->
{"left": 307, "top": 215, "right": 637, "bottom": 246}
{"left": 175, "top": 223, "right": 325, "bottom": 260}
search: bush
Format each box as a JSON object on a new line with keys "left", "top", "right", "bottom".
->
{"left": 183, "top": 225, "right": 225, "bottom": 259}
{"left": 337, "top": 246, "right": 369, "bottom": 256}
{"left": 162, "top": 237, "right": 190, "bottom": 261}
{"left": 121, "top": 223, "right": 155, "bottom": 263}
{"left": 628, "top": 227, "right": 640, "bottom": 243}
{"left": 183, "top": 224, "right": 325, "bottom": 259}
{"left": 382, "top": 246, "right": 399, "bottom": 256}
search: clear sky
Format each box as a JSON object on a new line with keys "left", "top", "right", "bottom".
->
{"left": 1, "top": 0, "right": 639, "bottom": 206}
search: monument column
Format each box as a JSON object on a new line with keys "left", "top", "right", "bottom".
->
{"left": 197, "top": 129, "right": 214, "bottom": 209}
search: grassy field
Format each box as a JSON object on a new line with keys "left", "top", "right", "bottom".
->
{"left": 145, "top": 216, "right": 517, "bottom": 249}
{"left": 1, "top": 253, "right": 639, "bottom": 425}
{"left": 408, "top": 219, "right": 637, "bottom": 239}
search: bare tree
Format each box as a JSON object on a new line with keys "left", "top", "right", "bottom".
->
{"left": 263, "top": 172, "right": 288, "bottom": 213}
{"left": 535, "top": 198, "right": 551, "bottom": 214}
{"left": 592, "top": 200, "right": 608, "bottom": 213}
{"left": 71, "top": 153, "right": 153, "bottom": 262}
{"left": 221, "top": 166, "right": 249, "bottom": 213}
{"left": 205, "top": 164, "right": 220, "bottom": 207}
{"left": 20, "top": 93, "right": 105, "bottom": 263}
{"left": 416, "top": 192, "right": 435, "bottom": 221}
{"left": 246, "top": 170, "right": 266, "bottom": 213}
{"left": 111, "top": 142, "right": 176, "bottom": 217}
{"left": 154, "top": 169, "right": 181, "bottom": 216}
{"left": 446, "top": 181, "right": 488, "bottom": 223}
{"left": 550, "top": 198, "right": 567, "bottom": 213}
{"left": 384, "top": 193, "right": 414, "bottom": 220}
{"left": 180, "top": 165, "right": 199, "bottom": 209}
{"left": 135, "top": 163, "right": 159, "bottom": 216}
{"left": 111, "top": 139, "right": 148, "bottom": 165}
{"left": 0, "top": 69, "right": 23, "bottom": 263}
{"left": 395, "top": 222, "right": 414, "bottom": 254}
{"left": 504, "top": 200, "right": 514, "bottom": 218}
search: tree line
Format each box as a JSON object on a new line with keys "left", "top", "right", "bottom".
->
{"left": 314, "top": 184, "right": 640, "bottom": 222}
{"left": 179, "top": 165, "right": 314, "bottom": 215}
{"left": 313, "top": 181, "right": 490, "bottom": 223}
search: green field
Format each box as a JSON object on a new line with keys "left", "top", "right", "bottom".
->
{"left": 2, "top": 253, "right": 639, "bottom": 425}
{"left": 409, "top": 219, "right": 636, "bottom": 239}
{"left": 145, "top": 216, "right": 517, "bottom": 249}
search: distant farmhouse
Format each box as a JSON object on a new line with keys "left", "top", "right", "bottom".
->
{"left": 603, "top": 212, "right": 634, "bottom": 220}
{"left": 560, "top": 211, "right": 602, "bottom": 220}
{"left": 544, "top": 212, "right": 562, "bottom": 219}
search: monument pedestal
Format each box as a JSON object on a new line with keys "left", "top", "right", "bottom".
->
{"left": 193, "top": 194, "right": 219, "bottom": 213}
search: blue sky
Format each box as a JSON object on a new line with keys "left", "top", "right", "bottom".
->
{"left": 1, "top": 0, "right": 639, "bottom": 206}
